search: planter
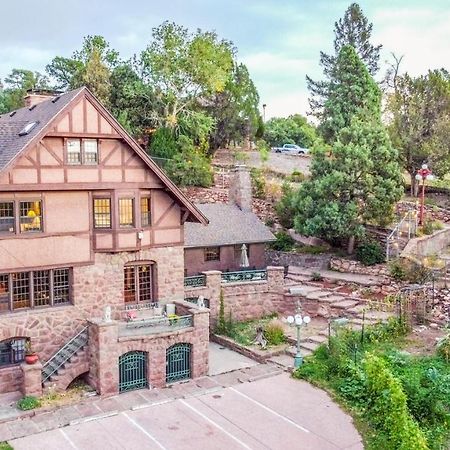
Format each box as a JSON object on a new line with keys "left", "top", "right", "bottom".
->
{"left": 25, "top": 354, "right": 39, "bottom": 365}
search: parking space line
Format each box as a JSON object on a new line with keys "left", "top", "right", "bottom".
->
{"left": 60, "top": 428, "right": 78, "bottom": 449}
{"left": 229, "top": 387, "right": 310, "bottom": 434}
{"left": 123, "top": 412, "right": 167, "bottom": 450}
{"left": 180, "top": 399, "right": 253, "bottom": 450}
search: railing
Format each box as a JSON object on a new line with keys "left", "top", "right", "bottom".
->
{"left": 221, "top": 269, "right": 267, "bottom": 283}
{"left": 119, "top": 314, "right": 193, "bottom": 336}
{"left": 42, "top": 326, "right": 88, "bottom": 384}
{"left": 184, "top": 275, "right": 206, "bottom": 288}
{"left": 123, "top": 301, "right": 160, "bottom": 311}
{"left": 386, "top": 208, "right": 418, "bottom": 261}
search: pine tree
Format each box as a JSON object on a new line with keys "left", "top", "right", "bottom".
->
{"left": 307, "top": 3, "right": 382, "bottom": 122}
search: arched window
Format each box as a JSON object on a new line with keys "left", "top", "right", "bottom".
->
{"left": 0, "top": 338, "right": 27, "bottom": 366}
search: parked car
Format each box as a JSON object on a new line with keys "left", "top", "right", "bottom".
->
{"left": 271, "top": 144, "right": 309, "bottom": 155}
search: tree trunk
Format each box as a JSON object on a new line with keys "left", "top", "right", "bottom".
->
{"left": 410, "top": 172, "right": 419, "bottom": 197}
{"left": 347, "top": 235, "right": 355, "bottom": 255}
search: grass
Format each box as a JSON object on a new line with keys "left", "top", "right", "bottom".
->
{"left": 40, "top": 380, "right": 94, "bottom": 408}
{"left": 0, "top": 443, "right": 13, "bottom": 450}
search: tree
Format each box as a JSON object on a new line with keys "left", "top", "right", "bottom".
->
{"left": 307, "top": 3, "right": 382, "bottom": 122}
{"left": 386, "top": 69, "right": 450, "bottom": 193}
{"left": 319, "top": 45, "right": 381, "bottom": 143}
{"left": 140, "top": 21, "right": 234, "bottom": 129}
{"left": 264, "top": 114, "right": 317, "bottom": 148}
{"left": 292, "top": 120, "right": 403, "bottom": 252}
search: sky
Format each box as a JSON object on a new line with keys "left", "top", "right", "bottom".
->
{"left": 0, "top": 0, "right": 449, "bottom": 119}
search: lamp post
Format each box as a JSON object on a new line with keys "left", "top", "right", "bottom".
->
{"left": 286, "top": 301, "right": 310, "bottom": 368}
{"left": 262, "top": 104, "right": 267, "bottom": 122}
{"left": 415, "top": 164, "right": 434, "bottom": 226}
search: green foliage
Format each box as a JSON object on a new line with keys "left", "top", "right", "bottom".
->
{"left": 310, "top": 272, "right": 324, "bottom": 282}
{"left": 389, "top": 259, "right": 431, "bottom": 284}
{"left": 257, "top": 139, "right": 270, "bottom": 163}
{"left": 264, "top": 114, "right": 317, "bottom": 148}
{"left": 293, "top": 120, "right": 403, "bottom": 246}
{"left": 355, "top": 240, "right": 385, "bottom": 266}
{"left": 149, "top": 127, "right": 178, "bottom": 159}
{"left": 420, "top": 220, "right": 444, "bottom": 236}
{"left": 269, "top": 232, "right": 295, "bottom": 252}
{"left": 216, "top": 289, "right": 227, "bottom": 335}
{"left": 17, "top": 396, "right": 41, "bottom": 411}
{"left": 0, "top": 443, "right": 13, "bottom": 450}
{"left": 275, "top": 182, "right": 296, "bottom": 229}
{"left": 288, "top": 169, "right": 305, "bottom": 183}
{"left": 264, "top": 321, "right": 286, "bottom": 346}
{"left": 436, "top": 335, "right": 450, "bottom": 363}
{"left": 250, "top": 168, "right": 266, "bottom": 199}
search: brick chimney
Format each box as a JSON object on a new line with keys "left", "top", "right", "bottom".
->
{"left": 24, "top": 89, "right": 59, "bottom": 108}
{"left": 229, "top": 165, "right": 252, "bottom": 211}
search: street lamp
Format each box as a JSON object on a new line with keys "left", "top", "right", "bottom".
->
{"left": 415, "top": 164, "right": 434, "bottom": 226}
{"left": 262, "top": 104, "right": 267, "bottom": 122}
{"left": 286, "top": 302, "right": 311, "bottom": 368}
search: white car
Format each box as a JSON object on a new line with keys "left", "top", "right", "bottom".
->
{"left": 271, "top": 144, "right": 309, "bottom": 155}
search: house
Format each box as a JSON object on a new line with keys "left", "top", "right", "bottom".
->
{"left": 0, "top": 87, "right": 210, "bottom": 396}
{"left": 184, "top": 166, "right": 275, "bottom": 276}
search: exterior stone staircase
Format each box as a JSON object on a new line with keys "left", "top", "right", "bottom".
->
{"left": 41, "top": 327, "right": 89, "bottom": 392}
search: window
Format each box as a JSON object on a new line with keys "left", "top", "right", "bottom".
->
{"left": 124, "top": 264, "right": 154, "bottom": 304}
{"left": 0, "top": 268, "right": 71, "bottom": 313}
{"left": 66, "top": 139, "right": 98, "bottom": 165}
{"left": 19, "top": 201, "right": 42, "bottom": 232}
{"left": 0, "top": 338, "right": 26, "bottom": 366}
{"left": 93, "top": 198, "right": 111, "bottom": 229}
{"left": 0, "top": 202, "right": 14, "bottom": 233}
{"left": 140, "top": 197, "right": 151, "bottom": 227}
{"left": 119, "top": 198, "right": 134, "bottom": 228}
{"left": 67, "top": 139, "right": 82, "bottom": 164}
{"left": 205, "top": 247, "right": 220, "bottom": 262}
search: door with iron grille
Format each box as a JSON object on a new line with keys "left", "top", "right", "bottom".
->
{"left": 119, "top": 351, "right": 148, "bottom": 392}
{"left": 166, "top": 343, "right": 192, "bottom": 383}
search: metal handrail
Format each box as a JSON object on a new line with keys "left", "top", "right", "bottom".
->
{"left": 221, "top": 269, "right": 267, "bottom": 283}
{"left": 42, "top": 326, "right": 88, "bottom": 383}
{"left": 386, "top": 209, "right": 417, "bottom": 261}
{"left": 184, "top": 275, "right": 206, "bottom": 288}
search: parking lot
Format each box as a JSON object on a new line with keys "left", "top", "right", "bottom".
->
{"left": 10, "top": 373, "right": 362, "bottom": 450}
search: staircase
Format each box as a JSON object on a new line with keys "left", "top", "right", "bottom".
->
{"left": 42, "top": 326, "right": 89, "bottom": 392}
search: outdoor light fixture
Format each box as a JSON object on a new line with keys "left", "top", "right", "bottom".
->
{"left": 415, "top": 164, "right": 434, "bottom": 226}
{"left": 286, "top": 301, "right": 311, "bottom": 368}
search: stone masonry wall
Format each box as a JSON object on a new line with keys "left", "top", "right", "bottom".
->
{"left": 330, "top": 257, "right": 390, "bottom": 278}
{"left": 266, "top": 250, "right": 332, "bottom": 270}
{"left": 0, "top": 246, "right": 184, "bottom": 394}
{"left": 0, "top": 365, "right": 23, "bottom": 394}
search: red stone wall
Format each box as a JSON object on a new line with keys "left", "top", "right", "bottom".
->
{"left": 0, "top": 365, "right": 23, "bottom": 394}
{"left": 184, "top": 243, "right": 266, "bottom": 276}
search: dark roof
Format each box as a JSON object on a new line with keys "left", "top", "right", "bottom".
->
{"left": 0, "top": 88, "right": 84, "bottom": 171}
{"left": 184, "top": 203, "right": 275, "bottom": 248}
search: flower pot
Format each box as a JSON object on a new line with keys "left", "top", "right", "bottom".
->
{"left": 25, "top": 354, "right": 39, "bottom": 365}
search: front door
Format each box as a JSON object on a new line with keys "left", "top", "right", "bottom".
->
{"left": 119, "top": 351, "right": 148, "bottom": 392}
{"left": 166, "top": 343, "right": 192, "bottom": 383}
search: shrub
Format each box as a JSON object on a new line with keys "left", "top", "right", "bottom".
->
{"left": 250, "top": 168, "right": 266, "bottom": 199}
{"left": 269, "top": 231, "right": 295, "bottom": 251}
{"left": 256, "top": 139, "right": 270, "bottom": 163}
{"left": 0, "top": 443, "right": 13, "bottom": 450}
{"left": 17, "top": 396, "right": 41, "bottom": 411}
{"left": 288, "top": 169, "right": 306, "bottom": 183}
{"left": 389, "top": 259, "right": 431, "bottom": 284}
{"left": 149, "top": 127, "right": 177, "bottom": 159}
{"left": 355, "top": 240, "right": 385, "bottom": 266}
{"left": 389, "top": 259, "right": 408, "bottom": 281}
{"left": 437, "top": 335, "right": 450, "bottom": 363}
{"left": 311, "top": 271, "right": 324, "bottom": 282}
{"left": 216, "top": 289, "right": 227, "bottom": 335}
{"left": 275, "top": 182, "right": 296, "bottom": 229}
{"left": 264, "top": 321, "right": 286, "bottom": 346}
{"left": 421, "top": 220, "right": 444, "bottom": 236}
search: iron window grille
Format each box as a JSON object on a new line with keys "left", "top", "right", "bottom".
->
{"left": 93, "top": 198, "right": 111, "bottom": 228}
{"left": 123, "top": 264, "right": 154, "bottom": 304}
{"left": 205, "top": 247, "right": 220, "bottom": 262}
{"left": 119, "top": 198, "right": 134, "bottom": 228}
{"left": 0, "top": 201, "right": 14, "bottom": 233}
{"left": 0, "top": 268, "right": 71, "bottom": 312}
{"left": 140, "top": 197, "right": 151, "bottom": 227}
{"left": 19, "top": 201, "right": 42, "bottom": 233}
{"left": 0, "top": 338, "right": 26, "bottom": 367}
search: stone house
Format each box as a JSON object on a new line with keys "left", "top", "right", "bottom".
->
{"left": 184, "top": 166, "right": 275, "bottom": 276}
{"left": 0, "top": 87, "right": 210, "bottom": 396}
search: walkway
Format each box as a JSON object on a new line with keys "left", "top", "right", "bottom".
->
{"left": 7, "top": 373, "right": 363, "bottom": 450}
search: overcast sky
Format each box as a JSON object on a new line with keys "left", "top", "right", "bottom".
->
{"left": 0, "top": 0, "right": 448, "bottom": 118}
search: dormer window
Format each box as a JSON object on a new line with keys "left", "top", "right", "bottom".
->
{"left": 66, "top": 139, "right": 98, "bottom": 165}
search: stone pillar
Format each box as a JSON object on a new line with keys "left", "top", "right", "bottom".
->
{"left": 229, "top": 165, "right": 252, "bottom": 211}
{"left": 191, "top": 309, "right": 210, "bottom": 378}
{"left": 87, "top": 319, "right": 119, "bottom": 396}
{"left": 149, "top": 346, "right": 166, "bottom": 389}
{"left": 267, "top": 266, "right": 285, "bottom": 292}
{"left": 202, "top": 270, "right": 222, "bottom": 322}
{"left": 21, "top": 361, "right": 43, "bottom": 397}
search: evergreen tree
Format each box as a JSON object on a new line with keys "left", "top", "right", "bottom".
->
{"left": 307, "top": 3, "right": 382, "bottom": 122}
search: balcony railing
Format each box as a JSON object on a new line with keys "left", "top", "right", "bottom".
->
{"left": 184, "top": 275, "right": 206, "bottom": 288}
{"left": 221, "top": 269, "right": 267, "bottom": 284}
{"left": 119, "top": 314, "right": 193, "bottom": 337}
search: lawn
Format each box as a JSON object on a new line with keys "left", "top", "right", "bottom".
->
{"left": 0, "top": 443, "right": 13, "bottom": 450}
{"left": 294, "top": 319, "right": 450, "bottom": 450}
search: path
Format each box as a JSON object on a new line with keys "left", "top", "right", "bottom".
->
{"left": 8, "top": 373, "right": 363, "bottom": 450}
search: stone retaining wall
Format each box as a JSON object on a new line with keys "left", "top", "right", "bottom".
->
{"left": 401, "top": 227, "right": 450, "bottom": 262}
{"left": 330, "top": 257, "right": 390, "bottom": 277}
{"left": 265, "top": 250, "right": 332, "bottom": 270}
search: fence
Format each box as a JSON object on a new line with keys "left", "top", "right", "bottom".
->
{"left": 221, "top": 269, "right": 267, "bottom": 283}
{"left": 184, "top": 275, "right": 206, "bottom": 288}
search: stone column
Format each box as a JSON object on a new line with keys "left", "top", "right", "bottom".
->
{"left": 21, "top": 361, "right": 43, "bottom": 397}
{"left": 191, "top": 309, "right": 210, "bottom": 378}
{"left": 87, "top": 319, "right": 119, "bottom": 396}
{"left": 149, "top": 345, "right": 166, "bottom": 389}
{"left": 202, "top": 270, "right": 222, "bottom": 322}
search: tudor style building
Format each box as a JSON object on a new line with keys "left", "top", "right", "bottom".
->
{"left": 0, "top": 87, "right": 209, "bottom": 396}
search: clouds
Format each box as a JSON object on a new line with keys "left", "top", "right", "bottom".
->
{"left": 0, "top": 0, "right": 448, "bottom": 118}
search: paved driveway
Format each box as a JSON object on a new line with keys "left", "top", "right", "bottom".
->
{"left": 10, "top": 373, "right": 362, "bottom": 450}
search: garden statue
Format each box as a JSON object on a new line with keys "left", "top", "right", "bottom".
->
{"left": 103, "top": 305, "right": 112, "bottom": 322}
{"left": 253, "top": 326, "right": 267, "bottom": 349}
{"left": 197, "top": 295, "right": 206, "bottom": 309}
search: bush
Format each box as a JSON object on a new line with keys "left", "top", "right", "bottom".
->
{"left": 275, "top": 182, "right": 296, "bottom": 229}
{"left": 311, "top": 271, "right": 324, "bottom": 282}
{"left": 250, "top": 168, "right": 266, "bottom": 199}
{"left": 149, "top": 127, "right": 177, "bottom": 159}
{"left": 437, "top": 334, "right": 450, "bottom": 363}
{"left": 389, "top": 259, "right": 408, "bottom": 281}
{"left": 355, "top": 240, "right": 385, "bottom": 266}
{"left": 389, "top": 259, "right": 431, "bottom": 284}
{"left": 264, "top": 321, "right": 286, "bottom": 346}
{"left": 288, "top": 169, "right": 306, "bottom": 183}
{"left": 421, "top": 220, "right": 444, "bottom": 236}
{"left": 256, "top": 139, "right": 270, "bottom": 163}
{"left": 17, "top": 395, "right": 41, "bottom": 411}
{"left": 269, "top": 231, "right": 295, "bottom": 251}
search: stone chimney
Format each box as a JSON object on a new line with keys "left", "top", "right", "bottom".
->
{"left": 229, "top": 165, "right": 252, "bottom": 211}
{"left": 24, "top": 89, "right": 59, "bottom": 108}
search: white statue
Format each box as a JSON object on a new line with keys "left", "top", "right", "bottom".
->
{"left": 103, "top": 305, "right": 112, "bottom": 322}
{"left": 197, "top": 295, "right": 205, "bottom": 309}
